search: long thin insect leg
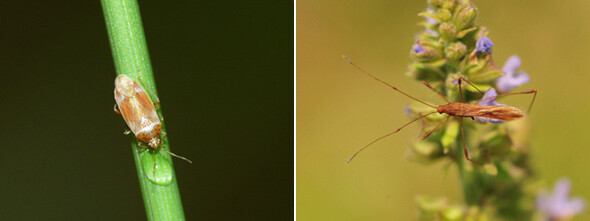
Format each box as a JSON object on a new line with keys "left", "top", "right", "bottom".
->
{"left": 458, "top": 76, "right": 485, "bottom": 95}
{"left": 422, "top": 81, "right": 450, "bottom": 103}
{"left": 347, "top": 111, "right": 439, "bottom": 163}
{"left": 343, "top": 55, "right": 438, "bottom": 109}
{"left": 526, "top": 90, "right": 537, "bottom": 114}
{"left": 422, "top": 115, "right": 451, "bottom": 140}
{"left": 460, "top": 117, "right": 469, "bottom": 160}
{"left": 460, "top": 117, "right": 483, "bottom": 164}
{"left": 478, "top": 90, "right": 538, "bottom": 113}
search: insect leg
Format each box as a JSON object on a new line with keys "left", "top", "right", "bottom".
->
{"left": 347, "top": 111, "right": 439, "bottom": 163}
{"left": 457, "top": 76, "right": 484, "bottom": 95}
{"left": 460, "top": 117, "right": 469, "bottom": 159}
{"left": 460, "top": 117, "right": 483, "bottom": 164}
{"left": 113, "top": 104, "right": 121, "bottom": 115}
{"left": 478, "top": 90, "right": 537, "bottom": 113}
{"left": 136, "top": 144, "right": 149, "bottom": 154}
{"left": 458, "top": 78, "right": 465, "bottom": 103}
{"left": 123, "top": 129, "right": 132, "bottom": 135}
{"left": 422, "top": 115, "right": 451, "bottom": 140}
{"left": 526, "top": 90, "right": 537, "bottom": 114}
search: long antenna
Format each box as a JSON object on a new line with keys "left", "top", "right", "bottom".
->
{"left": 343, "top": 55, "right": 437, "bottom": 109}
{"left": 422, "top": 81, "right": 450, "bottom": 103}
{"left": 161, "top": 149, "right": 193, "bottom": 164}
{"left": 346, "top": 111, "right": 438, "bottom": 163}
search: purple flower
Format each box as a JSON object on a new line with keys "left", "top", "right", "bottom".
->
{"left": 412, "top": 44, "right": 425, "bottom": 54}
{"left": 496, "top": 55, "right": 530, "bottom": 93}
{"left": 537, "top": 178, "right": 586, "bottom": 220}
{"left": 475, "top": 88, "right": 504, "bottom": 124}
{"left": 475, "top": 37, "right": 493, "bottom": 54}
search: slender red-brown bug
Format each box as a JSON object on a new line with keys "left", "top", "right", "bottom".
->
{"left": 343, "top": 56, "right": 537, "bottom": 163}
{"left": 114, "top": 74, "right": 191, "bottom": 173}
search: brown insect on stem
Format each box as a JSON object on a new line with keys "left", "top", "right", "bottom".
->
{"left": 343, "top": 55, "right": 537, "bottom": 163}
{"left": 114, "top": 74, "right": 192, "bottom": 176}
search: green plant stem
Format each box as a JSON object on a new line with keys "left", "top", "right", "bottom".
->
{"left": 101, "top": 0, "right": 186, "bottom": 220}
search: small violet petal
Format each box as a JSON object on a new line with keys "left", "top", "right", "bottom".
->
{"left": 553, "top": 178, "right": 572, "bottom": 200}
{"left": 496, "top": 55, "right": 530, "bottom": 93}
{"left": 413, "top": 44, "right": 425, "bottom": 54}
{"left": 564, "top": 198, "right": 586, "bottom": 216}
{"left": 537, "top": 178, "right": 586, "bottom": 219}
{"left": 502, "top": 55, "right": 522, "bottom": 74}
{"left": 477, "top": 88, "right": 500, "bottom": 106}
{"left": 496, "top": 72, "right": 530, "bottom": 93}
{"left": 475, "top": 37, "right": 493, "bottom": 54}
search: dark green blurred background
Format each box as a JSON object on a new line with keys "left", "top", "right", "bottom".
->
{"left": 1, "top": 1, "right": 293, "bottom": 220}
{"left": 298, "top": 0, "right": 590, "bottom": 220}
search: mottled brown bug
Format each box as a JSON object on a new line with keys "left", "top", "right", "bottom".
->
{"left": 114, "top": 74, "right": 191, "bottom": 173}
{"left": 343, "top": 56, "right": 537, "bottom": 163}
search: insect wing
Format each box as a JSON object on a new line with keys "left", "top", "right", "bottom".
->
{"left": 114, "top": 75, "right": 161, "bottom": 135}
{"left": 473, "top": 105, "right": 524, "bottom": 121}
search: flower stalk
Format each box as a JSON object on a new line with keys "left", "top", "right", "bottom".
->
{"left": 402, "top": 1, "right": 580, "bottom": 220}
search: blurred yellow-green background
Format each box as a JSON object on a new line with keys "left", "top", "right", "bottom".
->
{"left": 297, "top": 0, "right": 590, "bottom": 220}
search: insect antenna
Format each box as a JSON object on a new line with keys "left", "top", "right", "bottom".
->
{"left": 422, "top": 81, "right": 450, "bottom": 103}
{"left": 343, "top": 55, "right": 437, "bottom": 109}
{"left": 347, "top": 111, "right": 438, "bottom": 163}
{"left": 161, "top": 148, "right": 193, "bottom": 164}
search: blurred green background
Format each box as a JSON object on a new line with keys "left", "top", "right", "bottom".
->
{"left": 0, "top": 1, "right": 292, "bottom": 220}
{"left": 297, "top": 0, "right": 590, "bottom": 220}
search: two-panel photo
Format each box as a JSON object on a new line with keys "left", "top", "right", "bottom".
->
{"left": 298, "top": 0, "right": 588, "bottom": 220}
{"left": 2, "top": 0, "right": 589, "bottom": 220}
